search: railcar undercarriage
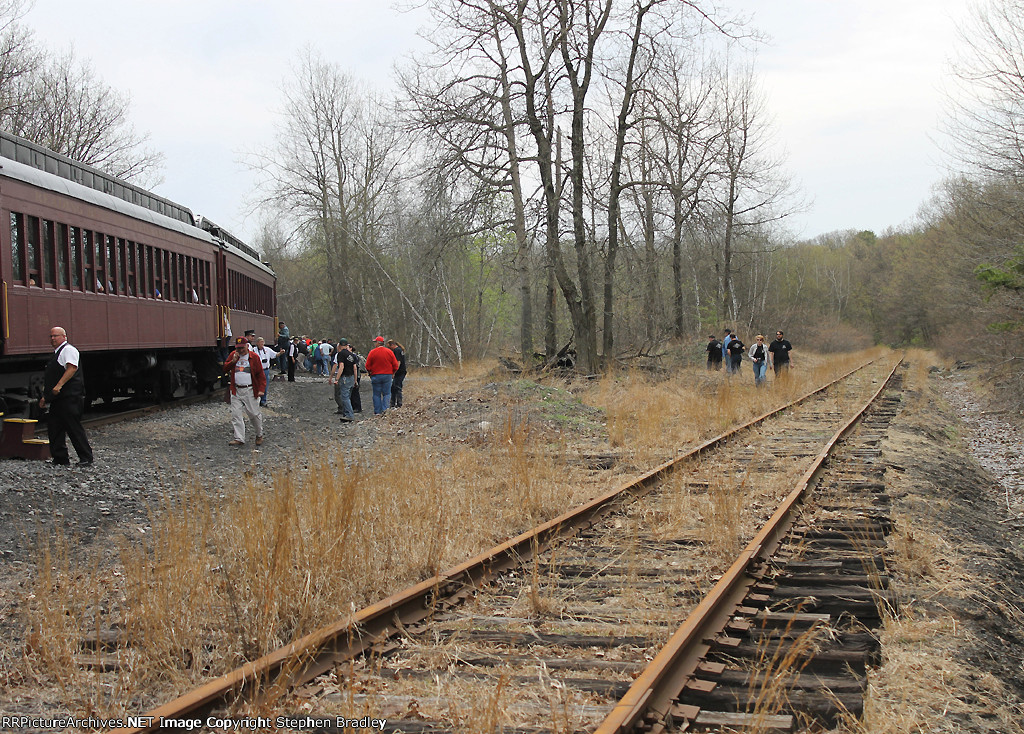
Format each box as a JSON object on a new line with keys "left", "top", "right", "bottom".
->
{"left": 0, "top": 348, "right": 224, "bottom": 418}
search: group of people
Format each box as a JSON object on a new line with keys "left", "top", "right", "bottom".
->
{"left": 328, "top": 336, "right": 407, "bottom": 420}
{"left": 39, "top": 320, "right": 791, "bottom": 466}
{"left": 225, "top": 329, "right": 408, "bottom": 446}
{"left": 706, "top": 329, "right": 793, "bottom": 386}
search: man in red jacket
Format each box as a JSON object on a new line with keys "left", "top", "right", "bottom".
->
{"left": 365, "top": 336, "right": 400, "bottom": 415}
{"left": 224, "top": 336, "right": 266, "bottom": 446}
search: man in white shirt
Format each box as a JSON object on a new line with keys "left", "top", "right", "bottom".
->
{"left": 254, "top": 337, "right": 283, "bottom": 407}
{"left": 39, "top": 326, "right": 93, "bottom": 466}
{"left": 318, "top": 339, "right": 333, "bottom": 377}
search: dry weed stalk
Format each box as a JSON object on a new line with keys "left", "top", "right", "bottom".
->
{"left": 745, "top": 611, "right": 825, "bottom": 732}
{"left": 699, "top": 472, "right": 746, "bottom": 567}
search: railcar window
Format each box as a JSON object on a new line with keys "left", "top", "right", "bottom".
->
{"left": 106, "top": 235, "right": 117, "bottom": 294}
{"left": 177, "top": 253, "right": 185, "bottom": 302}
{"left": 126, "top": 240, "right": 136, "bottom": 297}
{"left": 184, "top": 255, "right": 191, "bottom": 302}
{"left": 42, "top": 219, "right": 55, "bottom": 287}
{"left": 94, "top": 232, "right": 105, "bottom": 292}
{"left": 56, "top": 223, "right": 69, "bottom": 288}
{"left": 144, "top": 246, "right": 152, "bottom": 298}
{"left": 26, "top": 215, "right": 39, "bottom": 287}
{"left": 162, "top": 250, "right": 170, "bottom": 300}
{"left": 174, "top": 252, "right": 181, "bottom": 301}
{"left": 69, "top": 226, "right": 81, "bottom": 289}
{"left": 83, "top": 230, "right": 95, "bottom": 292}
{"left": 10, "top": 212, "right": 23, "bottom": 283}
{"left": 117, "top": 238, "right": 127, "bottom": 295}
{"left": 190, "top": 258, "right": 200, "bottom": 303}
{"left": 225, "top": 268, "right": 273, "bottom": 314}
{"left": 154, "top": 248, "right": 163, "bottom": 298}
{"left": 167, "top": 251, "right": 174, "bottom": 300}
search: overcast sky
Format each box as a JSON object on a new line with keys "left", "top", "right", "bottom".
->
{"left": 25, "top": 0, "right": 973, "bottom": 245}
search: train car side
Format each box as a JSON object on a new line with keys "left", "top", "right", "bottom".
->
{"left": 0, "top": 154, "right": 276, "bottom": 414}
{"left": 2, "top": 171, "right": 217, "bottom": 356}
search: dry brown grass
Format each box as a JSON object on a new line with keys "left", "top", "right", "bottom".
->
{"left": 18, "top": 347, "right": 894, "bottom": 718}
{"left": 851, "top": 354, "right": 1024, "bottom": 734}
{"left": 19, "top": 413, "right": 589, "bottom": 715}
{"left": 745, "top": 614, "right": 828, "bottom": 733}
{"left": 856, "top": 613, "right": 1024, "bottom": 734}
{"left": 580, "top": 348, "right": 888, "bottom": 468}
{"left": 409, "top": 359, "right": 497, "bottom": 400}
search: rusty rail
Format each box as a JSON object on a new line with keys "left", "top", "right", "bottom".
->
{"left": 114, "top": 358, "right": 885, "bottom": 733}
{"left": 594, "top": 357, "right": 904, "bottom": 734}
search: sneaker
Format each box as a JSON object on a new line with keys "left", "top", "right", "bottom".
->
{"left": 229, "top": 440, "right": 244, "bottom": 446}
{"left": 339, "top": 416, "right": 353, "bottom": 422}
{"left": 77, "top": 460, "right": 93, "bottom": 467}
{"left": 255, "top": 436, "right": 264, "bottom": 446}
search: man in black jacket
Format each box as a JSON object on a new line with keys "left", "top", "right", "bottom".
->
{"left": 39, "top": 326, "right": 93, "bottom": 467}
{"left": 706, "top": 335, "right": 723, "bottom": 370}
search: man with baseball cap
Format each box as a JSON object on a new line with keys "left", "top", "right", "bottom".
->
{"left": 224, "top": 336, "right": 266, "bottom": 446}
{"left": 365, "top": 336, "right": 399, "bottom": 415}
{"left": 329, "top": 338, "right": 359, "bottom": 421}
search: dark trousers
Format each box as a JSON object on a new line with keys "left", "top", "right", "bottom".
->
{"left": 287, "top": 356, "right": 296, "bottom": 382}
{"left": 391, "top": 372, "right": 406, "bottom": 407}
{"left": 351, "top": 381, "right": 362, "bottom": 412}
{"left": 47, "top": 396, "right": 93, "bottom": 464}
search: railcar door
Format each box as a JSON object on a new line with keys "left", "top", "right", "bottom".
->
{"left": 214, "top": 247, "right": 228, "bottom": 340}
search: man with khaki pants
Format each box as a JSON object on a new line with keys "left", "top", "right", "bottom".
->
{"left": 224, "top": 336, "right": 266, "bottom": 446}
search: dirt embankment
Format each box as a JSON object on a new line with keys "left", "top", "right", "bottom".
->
{"left": 865, "top": 363, "right": 1024, "bottom": 733}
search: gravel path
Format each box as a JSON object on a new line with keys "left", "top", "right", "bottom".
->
{"left": 0, "top": 373, "right": 384, "bottom": 565}
{"left": 938, "top": 373, "right": 1024, "bottom": 523}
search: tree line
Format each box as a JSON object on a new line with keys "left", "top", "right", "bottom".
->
{"left": 3, "top": 0, "right": 1020, "bottom": 390}
{"left": 253, "top": 0, "right": 799, "bottom": 372}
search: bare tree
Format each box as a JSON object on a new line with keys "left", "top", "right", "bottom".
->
{"left": 638, "top": 47, "right": 720, "bottom": 338}
{"left": 945, "top": 0, "right": 1024, "bottom": 180}
{"left": 0, "top": 3, "right": 163, "bottom": 183}
{"left": 0, "top": 0, "right": 39, "bottom": 120}
{"left": 400, "top": 2, "right": 539, "bottom": 363}
{"left": 708, "top": 59, "right": 795, "bottom": 321}
{"left": 253, "top": 50, "right": 404, "bottom": 338}
{"left": 5, "top": 49, "right": 163, "bottom": 183}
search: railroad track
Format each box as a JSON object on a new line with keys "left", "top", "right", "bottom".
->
{"left": 116, "top": 358, "right": 904, "bottom": 733}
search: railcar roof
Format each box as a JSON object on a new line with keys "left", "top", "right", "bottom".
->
{"left": 0, "top": 156, "right": 273, "bottom": 276}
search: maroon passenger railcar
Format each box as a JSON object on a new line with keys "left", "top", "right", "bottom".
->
{"left": 0, "top": 132, "right": 276, "bottom": 416}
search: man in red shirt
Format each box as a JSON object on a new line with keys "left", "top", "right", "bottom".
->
{"left": 365, "top": 336, "right": 400, "bottom": 415}
{"left": 224, "top": 336, "right": 266, "bottom": 446}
